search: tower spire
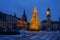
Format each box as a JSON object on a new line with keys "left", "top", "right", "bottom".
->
{"left": 30, "top": 7, "right": 41, "bottom": 31}
{"left": 14, "top": 13, "right": 16, "bottom": 17}
{"left": 22, "top": 10, "right": 27, "bottom": 22}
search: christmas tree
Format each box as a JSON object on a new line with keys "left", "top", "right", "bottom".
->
{"left": 30, "top": 7, "right": 41, "bottom": 31}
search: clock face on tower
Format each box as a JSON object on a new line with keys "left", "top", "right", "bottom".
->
{"left": 47, "top": 11, "right": 50, "bottom": 15}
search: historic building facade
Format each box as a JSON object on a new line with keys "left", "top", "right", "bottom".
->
{"left": 0, "top": 12, "right": 17, "bottom": 31}
{"left": 41, "top": 8, "right": 59, "bottom": 31}
{"left": 0, "top": 10, "right": 28, "bottom": 31}
{"left": 17, "top": 10, "right": 28, "bottom": 30}
{"left": 41, "top": 20, "right": 59, "bottom": 31}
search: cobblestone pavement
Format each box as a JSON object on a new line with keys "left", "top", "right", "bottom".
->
{"left": 0, "top": 31, "right": 59, "bottom": 40}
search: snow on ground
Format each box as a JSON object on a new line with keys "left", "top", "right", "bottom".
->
{"left": 0, "top": 30, "right": 59, "bottom": 40}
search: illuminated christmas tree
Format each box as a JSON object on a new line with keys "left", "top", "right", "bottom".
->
{"left": 30, "top": 7, "right": 41, "bottom": 31}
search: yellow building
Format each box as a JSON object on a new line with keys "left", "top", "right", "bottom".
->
{"left": 30, "top": 7, "right": 41, "bottom": 31}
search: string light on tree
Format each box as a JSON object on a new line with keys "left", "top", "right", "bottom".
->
{"left": 30, "top": 7, "right": 41, "bottom": 31}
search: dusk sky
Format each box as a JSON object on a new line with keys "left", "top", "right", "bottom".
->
{"left": 0, "top": 0, "right": 60, "bottom": 22}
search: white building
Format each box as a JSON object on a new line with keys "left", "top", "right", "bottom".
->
{"left": 41, "top": 20, "right": 59, "bottom": 31}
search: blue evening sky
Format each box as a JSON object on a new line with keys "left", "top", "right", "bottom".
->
{"left": 0, "top": 0, "right": 60, "bottom": 22}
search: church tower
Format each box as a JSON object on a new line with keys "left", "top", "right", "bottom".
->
{"left": 22, "top": 10, "right": 27, "bottom": 30}
{"left": 46, "top": 8, "right": 51, "bottom": 30}
{"left": 46, "top": 8, "right": 51, "bottom": 25}
{"left": 22, "top": 10, "right": 27, "bottom": 22}
{"left": 30, "top": 7, "right": 41, "bottom": 31}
